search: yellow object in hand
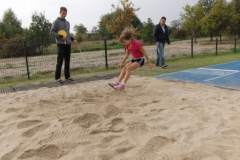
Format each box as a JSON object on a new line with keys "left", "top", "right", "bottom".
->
{"left": 58, "top": 30, "right": 67, "bottom": 39}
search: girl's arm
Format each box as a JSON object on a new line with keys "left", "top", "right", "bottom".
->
{"left": 120, "top": 49, "right": 130, "bottom": 68}
{"left": 140, "top": 47, "right": 151, "bottom": 63}
{"left": 140, "top": 47, "right": 154, "bottom": 68}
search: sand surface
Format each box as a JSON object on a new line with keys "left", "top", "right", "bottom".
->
{"left": 0, "top": 76, "right": 240, "bottom": 160}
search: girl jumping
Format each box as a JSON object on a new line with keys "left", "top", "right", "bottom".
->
{"left": 109, "top": 28, "right": 154, "bottom": 90}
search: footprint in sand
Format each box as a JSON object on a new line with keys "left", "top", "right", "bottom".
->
{"left": 99, "top": 135, "right": 121, "bottom": 148}
{"left": 0, "top": 146, "right": 20, "bottom": 160}
{"left": 152, "top": 100, "right": 160, "bottom": 104}
{"left": 22, "top": 123, "right": 50, "bottom": 138}
{"left": 138, "top": 136, "right": 175, "bottom": 160}
{"left": 81, "top": 91, "right": 103, "bottom": 103}
{"left": 17, "top": 120, "right": 42, "bottom": 129}
{"left": 114, "top": 140, "right": 135, "bottom": 154}
{"left": 18, "top": 144, "right": 63, "bottom": 160}
{"left": 17, "top": 114, "right": 29, "bottom": 119}
{"left": 182, "top": 152, "right": 223, "bottom": 160}
{"left": 73, "top": 113, "right": 101, "bottom": 128}
{"left": 23, "top": 108, "right": 33, "bottom": 114}
{"left": 5, "top": 108, "right": 21, "bottom": 113}
{"left": 139, "top": 102, "right": 151, "bottom": 107}
{"left": 128, "top": 122, "right": 149, "bottom": 135}
{"left": 110, "top": 118, "right": 125, "bottom": 132}
{"left": 221, "top": 128, "right": 240, "bottom": 135}
{"left": 104, "top": 105, "right": 121, "bottom": 119}
{"left": 90, "top": 117, "right": 125, "bottom": 135}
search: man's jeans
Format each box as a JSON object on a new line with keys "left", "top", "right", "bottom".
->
{"left": 156, "top": 42, "right": 165, "bottom": 66}
{"left": 55, "top": 44, "right": 71, "bottom": 80}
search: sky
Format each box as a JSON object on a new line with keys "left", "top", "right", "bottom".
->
{"left": 0, "top": 0, "right": 198, "bottom": 32}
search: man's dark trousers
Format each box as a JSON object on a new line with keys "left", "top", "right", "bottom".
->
{"left": 55, "top": 44, "right": 71, "bottom": 80}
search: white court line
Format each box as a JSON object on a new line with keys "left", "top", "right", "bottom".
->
{"left": 180, "top": 67, "right": 240, "bottom": 82}
{"left": 197, "top": 68, "right": 240, "bottom": 82}
{"left": 198, "top": 67, "right": 240, "bottom": 72}
{"left": 204, "top": 72, "right": 239, "bottom": 82}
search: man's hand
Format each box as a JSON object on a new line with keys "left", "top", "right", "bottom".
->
{"left": 58, "top": 35, "right": 67, "bottom": 41}
{"left": 58, "top": 35, "right": 64, "bottom": 38}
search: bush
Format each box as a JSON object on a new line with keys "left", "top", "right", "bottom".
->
{"left": 0, "top": 35, "right": 47, "bottom": 58}
{"left": 0, "top": 36, "right": 25, "bottom": 58}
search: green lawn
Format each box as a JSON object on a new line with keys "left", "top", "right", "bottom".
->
{"left": 0, "top": 51, "right": 239, "bottom": 89}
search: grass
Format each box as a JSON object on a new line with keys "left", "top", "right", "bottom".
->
{"left": 1, "top": 51, "right": 240, "bottom": 89}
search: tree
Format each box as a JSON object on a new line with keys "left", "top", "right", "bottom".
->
{"left": 197, "top": 0, "right": 215, "bottom": 40}
{"left": 140, "top": 18, "right": 154, "bottom": 43}
{"left": 198, "top": 0, "right": 214, "bottom": 15}
{"left": 74, "top": 24, "right": 88, "bottom": 42}
{"left": 229, "top": 0, "right": 240, "bottom": 36}
{"left": 99, "top": 0, "right": 141, "bottom": 37}
{"left": 170, "top": 20, "right": 187, "bottom": 40}
{"left": 181, "top": 4, "right": 204, "bottom": 42}
{"left": 1, "top": 9, "right": 23, "bottom": 39}
{"left": 26, "top": 12, "right": 52, "bottom": 54}
{"left": 203, "top": 0, "right": 230, "bottom": 41}
{"left": 131, "top": 15, "right": 143, "bottom": 30}
{"left": 98, "top": 12, "right": 115, "bottom": 39}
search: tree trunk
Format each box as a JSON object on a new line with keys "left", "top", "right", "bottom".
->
{"left": 194, "top": 36, "right": 197, "bottom": 43}
{"left": 192, "top": 31, "right": 197, "bottom": 43}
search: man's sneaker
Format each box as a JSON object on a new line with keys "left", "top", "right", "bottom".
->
{"left": 113, "top": 83, "right": 125, "bottom": 91}
{"left": 161, "top": 64, "right": 168, "bottom": 69}
{"left": 66, "top": 78, "right": 74, "bottom": 82}
{"left": 56, "top": 79, "right": 64, "bottom": 84}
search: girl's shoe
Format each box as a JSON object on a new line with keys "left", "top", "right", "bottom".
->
{"left": 108, "top": 82, "right": 120, "bottom": 88}
{"left": 113, "top": 83, "right": 125, "bottom": 90}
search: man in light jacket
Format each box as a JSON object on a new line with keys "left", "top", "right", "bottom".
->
{"left": 51, "top": 6, "right": 74, "bottom": 83}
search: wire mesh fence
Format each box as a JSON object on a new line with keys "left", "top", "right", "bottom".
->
{"left": 0, "top": 36, "right": 239, "bottom": 82}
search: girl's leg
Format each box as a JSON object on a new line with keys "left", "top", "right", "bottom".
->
{"left": 117, "top": 62, "right": 132, "bottom": 83}
{"left": 122, "top": 62, "right": 140, "bottom": 84}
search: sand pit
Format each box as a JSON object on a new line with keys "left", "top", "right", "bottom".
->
{"left": 0, "top": 76, "right": 240, "bottom": 160}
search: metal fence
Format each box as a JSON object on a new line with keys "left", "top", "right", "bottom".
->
{"left": 0, "top": 36, "right": 239, "bottom": 82}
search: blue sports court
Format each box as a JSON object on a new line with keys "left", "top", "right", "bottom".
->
{"left": 157, "top": 61, "right": 240, "bottom": 90}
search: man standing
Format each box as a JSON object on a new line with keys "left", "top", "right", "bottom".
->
{"left": 51, "top": 7, "right": 74, "bottom": 83}
{"left": 154, "top": 16, "right": 170, "bottom": 68}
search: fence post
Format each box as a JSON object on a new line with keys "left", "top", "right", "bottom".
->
{"left": 191, "top": 36, "right": 194, "bottom": 58}
{"left": 104, "top": 38, "right": 109, "bottom": 70}
{"left": 234, "top": 35, "right": 237, "bottom": 53}
{"left": 24, "top": 41, "right": 30, "bottom": 80}
{"left": 215, "top": 38, "right": 218, "bottom": 56}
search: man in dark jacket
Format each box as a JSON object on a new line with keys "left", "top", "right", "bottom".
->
{"left": 50, "top": 7, "right": 74, "bottom": 84}
{"left": 154, "top": 16, "right": 170, "bottom": 68}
